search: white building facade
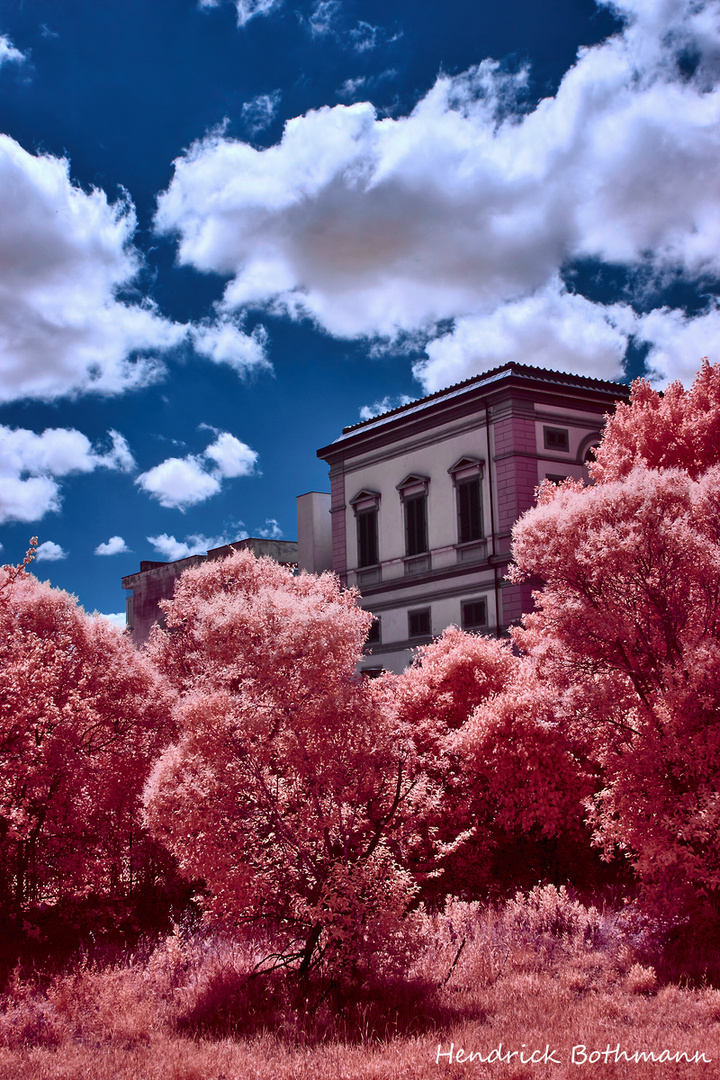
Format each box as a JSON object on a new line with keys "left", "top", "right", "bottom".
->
{"left": 305, "top": 363, "right": 629, "bottom": 674}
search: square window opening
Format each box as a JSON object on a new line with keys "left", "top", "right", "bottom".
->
{"left": 544, "top": 426, "right": 570, "bottom": 452}
{"left": 462, "top": 599, "right": 487, "bottom": 631}
{"left": 408, "top": 608, "right": 431, "bottom": 638}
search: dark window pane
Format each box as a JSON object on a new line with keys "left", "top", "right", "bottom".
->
{"left": 357, "top": 508, "right": 378, "bottom": 567}
{"left": 457, "top": 478, "right": 482, "bottom": 543}
{"left": 408, "top": 609, "right": 431, "bottom": 637}
{"left": 405, "top": 494, "right": 427, "bottom": 556}
{"left": 366, "top": 616, "right": 381, "bottom": 644}
{"left": 544, "top": 426, "right": 569, "bottom": 452}
{"left": 462, "top": 599, "right": 487, "bottom": 630}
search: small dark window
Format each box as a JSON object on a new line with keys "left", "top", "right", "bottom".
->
{"left": 361, "top": 666, "right": 384, "bottom": 679}
{"left": 457, "top": 477, "right": 483, "bottom": 543}
{"left": 366, "top": 616, "right": 381, "bottom": 645}
{"left": 408, "top": 608, "right": 431, "bottom": 638}
{"left": 405, "top": 494, "right": 428, "bottom": 556}
{"left": 357, "top": 507, "right": 378, "bottom": 567}
{"left": 546, "top": 473, "right": 569, "bottom": 485}
{"left": 462, "top": 599, "right": 487, "bottom": 631}
{"left": 584, "top": 445, "right": 598, "bottom": 463}
{"left": 544, "top": 426, "right": 569, "bottom": 452}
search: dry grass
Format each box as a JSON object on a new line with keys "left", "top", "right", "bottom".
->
{"left": 2, "top": 888, "right": 719, "bottom": 1080}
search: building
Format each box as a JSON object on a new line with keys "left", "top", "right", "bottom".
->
{"left": 304, "top": 362, "right": 629, "bottom": 674}
{"left": 122, "top": 537, "right": 299, "bottom": 646}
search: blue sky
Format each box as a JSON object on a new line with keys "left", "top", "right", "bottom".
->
{"left": 0, "top": 0, "right": 718, "bottom": 619}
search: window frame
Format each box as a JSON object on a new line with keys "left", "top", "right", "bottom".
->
{"left": 543, "top": 426, "right": 570, "bottom": 453}
{"left": 408, "top": 607, "right": 431, "bottom": 639}
{"left": 461, "top": 598, "right": 488, "bottom": 632}
{"left": 349, "top": 489, "right": 381, "bottom": 569}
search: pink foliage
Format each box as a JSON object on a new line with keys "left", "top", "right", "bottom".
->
{"left": 391, "top": 628, "right": 591, "bottom": 898}
{"left": 511, "top": 364, "right": 720, "bottom": 914}
{"left": 591, "top": 357, "right": 720, "bottom": 482}
{"left": 0, "top": 555, "right": 173, "bottom": 916}
{"left": 143, "top": 552, "right": 435, "bottom": 980}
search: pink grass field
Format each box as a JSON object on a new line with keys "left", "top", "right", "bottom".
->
{"left": 2, "top": 890, "right": 720, "bottom": 1080}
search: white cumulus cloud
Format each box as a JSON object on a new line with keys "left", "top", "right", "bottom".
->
{"left": 94, "top": 535, "right": 130, "bottom": 556}
{"left": 147, "top": 531, "right": 245, "bottom": 560}
{"left": 136, "top": 430, "right": 258, "bottom": 510}
{"left": 190, "top": 316, "right": 270, "bottom": 376}
{"left": 156, "top": 0, "right": 720, "bottom": 389}
{"left": 0, "top": 426, "right": 135, "bottom": 524}
{"left": 0, "top": 136, "right": 186, "bottom": 404}
{"left": 0, "top": 35, "right": 25, "bottom": 68}
{"left": 35, "top": 540, "right": 67, "bottom": 561}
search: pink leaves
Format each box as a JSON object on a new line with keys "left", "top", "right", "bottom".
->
{"left": 508, "top": 360, "right": 720, "bottom": 915}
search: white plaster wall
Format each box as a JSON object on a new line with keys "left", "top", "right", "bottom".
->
{"left": 344, "top": 419, "right": 491, "bottom": 571}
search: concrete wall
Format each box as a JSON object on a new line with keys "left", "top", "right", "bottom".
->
{"left": 296, "top": 491, "right": 332, "bottom": 573}
{"left": 123, "top": 537, "right": 298, "bottom": 646}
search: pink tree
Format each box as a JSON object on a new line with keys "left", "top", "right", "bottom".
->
{"left": 143, "top": 551, "right": 439, "bottom": 981}
{"left": 390, "top": 627, "right": 595, "bottom": 899}
{"left": 511, "top": 362, "right": 720, "bottom": 915}
{"left": 0, "top": 548, "right": 174, "bottom": 920}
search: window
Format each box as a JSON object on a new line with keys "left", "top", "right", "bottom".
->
{"left": 448, "top": 457, "right": 485, "bottom": 547}
{"left": 546, "top": 473, "right": 569, "bottom": 485}
{"left": 366, "top": 616, "right": 381, "bottom": 645}
{"left": 350, "top": 489, "right": 381, "bottom": 568}
{"left": 396, "top": 474, "right": 430, "bottom": 559}
{"left": 408, "top": 608, "right": 431, "bottom": 638}
{"left": 404, "top": 494, "right": 428, "bottom": 556}
{"left": 457, "top": 477, "right": 483, "bottom": 543}
{"left": 461, "top": 599, "right": 487, "bottom": 631}
{"left": 544, "top": 426, "right": 569, "bottom": 452}
{"left": 357, "top": 507, "right": 378, "bottom": 567}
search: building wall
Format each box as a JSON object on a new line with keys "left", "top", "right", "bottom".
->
{"left": 122, "top": 537, "right": 299, "bottom": 647}
{"left": 297, "top": 491, "right": 333, "bottom": 573}
{"left": 316, "top": 364, "right": 626, "bottom": 674}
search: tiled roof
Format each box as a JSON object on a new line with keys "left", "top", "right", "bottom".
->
{"left": 339, "top": 361, "right": 629, "bottom": 439}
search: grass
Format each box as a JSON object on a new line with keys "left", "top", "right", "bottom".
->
{"left": 2, "top": 888, "right": 719, "bottom": 1079}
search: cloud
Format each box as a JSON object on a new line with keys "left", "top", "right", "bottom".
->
{"left": 634, "top": 303, "right": 720, "bottom": 387}
{"left": 35, "top": 540, "right": 67, "bottom": 561}
{"left": 136, "top": 430, "right": 258, "bottom": 510}
{"left": 0, "top": 425, "right": 135, "bottom": 523}
{"left": 309, "top": 1, "right": 341, "bottom": 36}
{"left": 147, "top": 531, "right": 245, "bottom": 560}
{"left": 307, "top": 3, "right": 397, "bottom": 51}
{"left": 203, "top": 431, "right": 258, "bottom": 476}
{"left": 337, "top": 76, "right": 367, "bottom": 101}
{"left": 136, "top": 457, "right": 221, "bottom": 510}
{"left": 190, "top": 315, "right": 270, "bottom": 376}
{"left": 256, "top": 518, "right": 283, "bottom": 538}
{"left": 94, "top": 611, "right": 126, "bottom": 629}
{"left": 0, "top": 36, "right": 25, "bottom": 68}
{"left": 0, "top": 136, "right": 186, "bottom": 404}
{"left": 359, "top": 394, "right": 414, "bottom": 421}
{"left": 414, "top": 280, "right": 634, "bottom": 392}
{"left": 198, "top": 0, "right": 282, "bottom": 27}
{"left": 94, "top": 535, "right": 130, "bottom": 556}
{"left": 242, "top": 91, "right": 281, "bottom": 134}
{"left": 157, "top": 0, "right": 720, "bottom": 389}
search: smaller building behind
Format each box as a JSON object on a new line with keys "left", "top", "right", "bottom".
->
{"left": 122, "top": 537, "right": 299, "bottom": 646}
